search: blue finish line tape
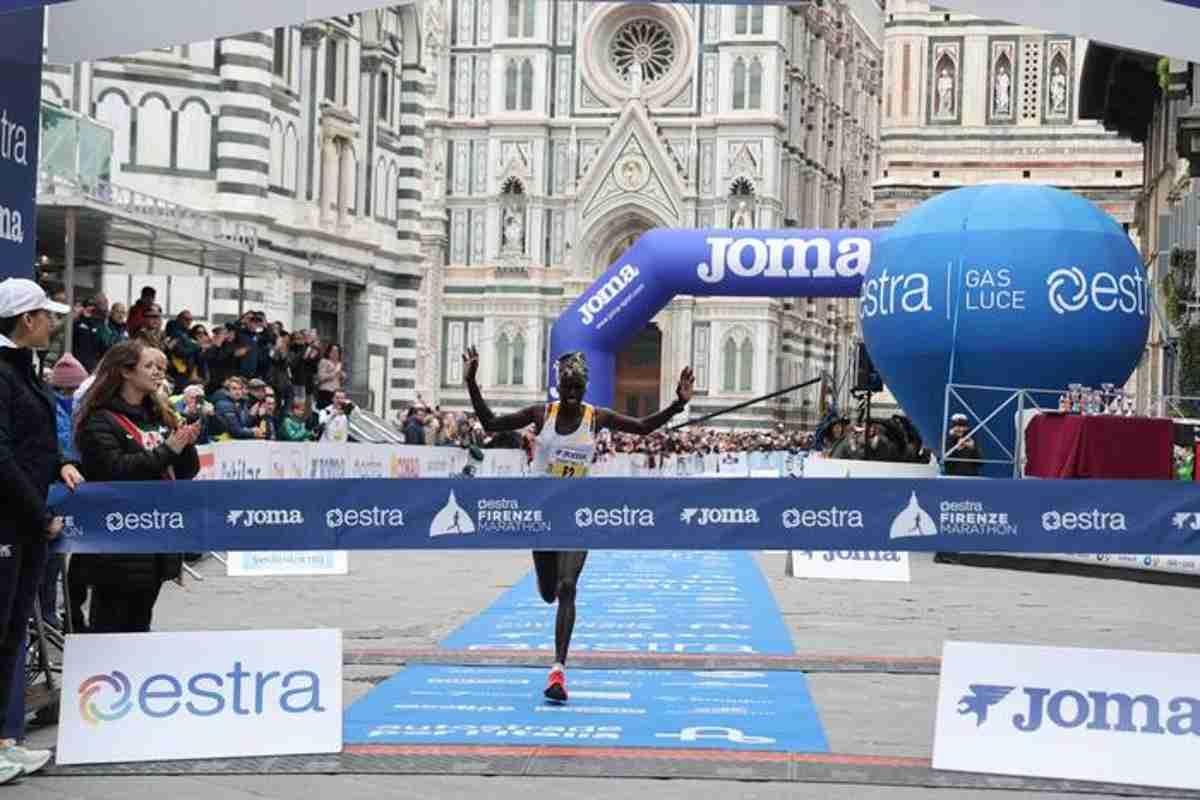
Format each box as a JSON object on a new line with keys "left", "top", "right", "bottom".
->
{"left": 47, "top": 477, "right": 1200, "bottom": 555}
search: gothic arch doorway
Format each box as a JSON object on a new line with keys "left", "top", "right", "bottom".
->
{"left": 587, "top": 214, "right": 662, "bottom": 413}
{"left": 615, "top": 323, "right": 662, "bottom": 417}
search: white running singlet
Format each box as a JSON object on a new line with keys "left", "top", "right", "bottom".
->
{"left": 532, "top": 401, "right": 596, "bottom": 479}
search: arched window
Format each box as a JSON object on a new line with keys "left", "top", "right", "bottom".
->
{"left": 520, "top": 60, "right": 534, "bottom": 110}
{"left": 95, "top": 91, "right": 132, "bottom": 167}
{"left": 388, "top": 163, "right": 399, "bottom": 220}
{"left": 283, "top": 124, "right": 299, "bottom": 191}
{"left": 732, "top": 58, "right": 747, "bottom": 110}
{"left": 135, "top": 95, "right": 171, "bottom": 167}
{"left": 178, "top": 100, "right": 212, "bottom": 172}
{"left": 723, "top": 336, "right": 738, "bottom": 392}
{"left": 739, "top": 337, "right": 754, "bottom": 391}
{"left": 748, "top": 59, "right": 763, "bottom": 109}
{"left": 496, "top": 333, "right": 511, "bottom": 384}
{"left": 512, "top": 332, "right": 525, "bottom": 386}
{"left": 269, "top": 119, "right": 284, "bottom": 185}
{"left": 505, "top": 60, "right": 520, "bottom": 110}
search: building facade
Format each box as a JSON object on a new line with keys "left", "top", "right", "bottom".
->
{"left": 1080, "top": 48, "right": 1198, "bottom": 411}
{"left": 40, "top": 6, "right": 428, "bottom": 416}
{"left": 421, "top": 0, "right": 884, "bottom": 427}
{"left": 874, "top": 0, "right": 1143, "bottom": 229}
{"left": 39, "top": 0, "right": 884, "bottom": 427}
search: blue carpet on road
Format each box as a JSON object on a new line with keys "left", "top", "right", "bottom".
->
{"left": 344, "top": 551, "right": 828, "bottom": 752}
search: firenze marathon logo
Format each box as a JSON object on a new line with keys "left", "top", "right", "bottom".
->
{"left": 430, "top": 491, "right": 550, "bottom": 536}
{"left": 957, "top": 683, "right": 1200, "bottom": 736}
{"left": 78, "top": 671, "right": 133, "bottom": 726}
{"left": 1041, "top": 509, "right": 1127, "bottom": 532}
{"left": 680, "top": 508, "right": 760, "bottom": 526}
{"left": 105, "top": 510, "right": 185, "bottom": 533}
{"left": 226, "top": 509, "right": 304, "bottom": 527}
{"left": 781, "top": 507, "right": 864, "bottom": 530}
{"left": 939, "top": 500, "right": 1017, "bottom": 536}
{"left": 76, "top": 663, "right": 326, "bottom": 726}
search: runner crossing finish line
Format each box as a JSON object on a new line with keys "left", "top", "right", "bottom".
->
{"left": 462, "top": 346, "right": 694, "bottom": 702}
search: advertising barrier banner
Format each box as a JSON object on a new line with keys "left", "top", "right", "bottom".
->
{"left": 787, "top": 550, "right": 912, "bottom": 583}
{"left": 57, "top": 629, "right": 342, "bottom": 765}
{"left": 934, "top": 640, "right": 1200, "bottom": 790}
{"left": 46, "top": 476, "right": 1200, "bottom": 555}
{"left": 0, "top": 7, "right": 42, "bottom": 280}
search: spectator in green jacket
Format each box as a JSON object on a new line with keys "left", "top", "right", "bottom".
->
{"left": 279, "top": 398, "right": 314, "bottom": 442}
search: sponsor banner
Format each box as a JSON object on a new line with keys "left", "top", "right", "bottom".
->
{"left": 344, "top": 665, "right": 825, "bottom": 751}
{"left": 0, "top": 7, "right": 42, "bottom": 279}
{"left": 802, "top": 454, "right": 939, "bottom": 479}
{"left": 47, "top": 477, "right": 1200, "bottom": 554}
{"left": 441, "top": 551, "right": 795, "bottom": 655}
{"left": 57, "top": 629, "right": 342, "bottom": 765}
{"left": 935, "top": 640, "right": 1200, "bottom": 790}
{"left": 226, "top": 550, "right": 349, "bottom": 577}
{"left": 787, "top": 550, "right": 912, "bottom": 583}
{"left": 1008, "top": 552, "right": 1200, "bottom": 577}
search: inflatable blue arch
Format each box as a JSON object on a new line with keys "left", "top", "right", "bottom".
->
{"left": 548, "top": 228, "right": 880, "bottom": 407}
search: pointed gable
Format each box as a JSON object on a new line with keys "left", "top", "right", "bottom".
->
{"left": 577, "top": 101, "right": 687, "bottom": 225}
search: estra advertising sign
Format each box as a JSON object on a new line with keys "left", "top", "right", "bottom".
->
{"left": 58, "top": 629, "right": 342, "bottom": 764}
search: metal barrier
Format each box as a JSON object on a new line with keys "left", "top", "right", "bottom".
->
{"left": 942, "top": 384, "right": 1200, "bottom": 478}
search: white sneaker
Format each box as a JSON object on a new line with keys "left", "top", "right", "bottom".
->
{"left": 0, "top": 762, "right": 20, "bottom": 785}
{"left": 0, "top": 744, "right": 51, "bottom": 775}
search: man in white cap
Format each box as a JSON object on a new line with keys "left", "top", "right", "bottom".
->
{"left": 944, "top": 412, "right": 982, "bottom": 477}
{"left": 0, "top": 279, "right": 84, "bottom": 782}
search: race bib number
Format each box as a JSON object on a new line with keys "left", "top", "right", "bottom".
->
{"left": 548, "top": 462, "right": 589, "bottom": 478}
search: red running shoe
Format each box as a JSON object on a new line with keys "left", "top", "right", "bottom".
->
{"left": 544, "top": 669, "right": 567, "bottom": 702}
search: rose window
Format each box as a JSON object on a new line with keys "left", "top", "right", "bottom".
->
{"left": 608, "top": 18, "right": 676, "bottom": 85}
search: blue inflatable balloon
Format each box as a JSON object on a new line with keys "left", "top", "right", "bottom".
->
{"left": 861, "top": 184, "right": 1149, "bottom": 475}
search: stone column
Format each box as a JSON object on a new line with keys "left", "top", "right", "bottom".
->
{"left": 321, "top": 136, "right": 338, "bottom": 222}
{"left": 339, "top": 140, "right": 355, "bottom": 224}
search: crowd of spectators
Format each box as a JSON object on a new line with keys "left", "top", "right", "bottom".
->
{"left": 39, "top": 285, "right": 357, "bottom": 444}
{"left": 42, "top": 284, "right": 957, "bottom": 467}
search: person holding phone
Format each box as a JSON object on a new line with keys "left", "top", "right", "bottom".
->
{"left": 74, "top": 340, "right": 201, "bottom": 633}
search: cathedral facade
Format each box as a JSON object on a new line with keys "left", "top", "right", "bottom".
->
{"left": 38, "top": 0, "right": 884, "bottom": 427}
{"left": 421, "top": 0, "right": 884, "bottom": 426}
{"left": 875, "top": 0, "right": 1144, "bottom": 228}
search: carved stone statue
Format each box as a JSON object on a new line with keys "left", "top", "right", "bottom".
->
{"left": 731, "top": 200, "right": 753, "bottom": 228}
{"left": 994, "top": 65, "right": 1011, "bottom": 115}
{"left": 502, "top": 208, "right": 524, "bottom": 253}
{"left": 628, "top": 61, "right": 644, "bottom": 98}
{"left": 1050, "top": 64, "right": 1068, "bottom": 113}
{"left": 935, "top": 67, "right": 955, "bottom": 118}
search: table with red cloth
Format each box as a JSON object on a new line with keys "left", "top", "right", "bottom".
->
{"left": 1024, "top": 413, "right": 1174, "bottom": 479}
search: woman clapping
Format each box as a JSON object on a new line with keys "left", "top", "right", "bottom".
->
{"left": 75, "top": 339, "right": 201, "bottom": 633}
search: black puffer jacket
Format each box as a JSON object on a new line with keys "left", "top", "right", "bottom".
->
{"left": 0, "top": 344, "right": 67, "bottom": 546}
{"left": 75, "top": 397, "right": 199, "bottom": 589}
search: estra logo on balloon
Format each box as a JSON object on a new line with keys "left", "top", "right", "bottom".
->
{"left": 77, "top": 662, "right": 327, "bottom": 726}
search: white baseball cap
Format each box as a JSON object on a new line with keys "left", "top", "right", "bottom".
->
{"left": 0, "top": 279, "right": 70, "bottom": 317}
